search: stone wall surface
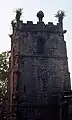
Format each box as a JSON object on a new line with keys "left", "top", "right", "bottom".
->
{"left": 9, "top": 17, "right": 71, "bottom": 105}
{"left": 11, "top": 21, "right": 70, "bottom": 103}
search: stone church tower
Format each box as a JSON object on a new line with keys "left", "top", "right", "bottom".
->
{"left": 8, "top": 10, "right": 71, "bottom": 119}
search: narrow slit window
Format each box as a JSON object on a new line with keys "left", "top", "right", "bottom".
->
{"left": 24, "top": 85, "right": 26, "bottom": 93}
{"left": 37, "top": 38, "right": 44, "bottom": 54}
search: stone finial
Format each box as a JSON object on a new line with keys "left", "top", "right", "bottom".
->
{"left": 37, "top": 11, "right": 44, "bottom": 22}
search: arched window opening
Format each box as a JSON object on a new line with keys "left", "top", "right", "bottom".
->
{"left": 37, "top": 38, "right": 44, "bottom": 54}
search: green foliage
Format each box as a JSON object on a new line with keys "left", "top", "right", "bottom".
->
{"left": 15, "top": 8, "right": 23, "bottom": 22}
{"left": 11, "top": 8, "right": 23, "bottom": 32}
{"left": 55, "top": 10, "right": 66, "bottom": 22}
{"left": 0, "top": 51, "right": 10, "bottom": 101}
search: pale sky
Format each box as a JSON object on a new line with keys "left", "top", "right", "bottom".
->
{"left": 0, "top": 0, "right": 72, "bottom": 87}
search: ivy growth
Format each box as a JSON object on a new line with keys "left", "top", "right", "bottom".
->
{"left": 15, "top": 8, "right": 23, "bottom": 22}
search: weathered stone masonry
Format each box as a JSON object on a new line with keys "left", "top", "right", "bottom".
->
{"left": 9, "top": 11, "right": 71, "bottom": 106}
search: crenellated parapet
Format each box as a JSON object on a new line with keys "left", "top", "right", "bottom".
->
{"left": 11, "top": 20, "right": 66, "bottom": 34}
{"left": 10, "top": 10, "right": 66, "bottom": 38}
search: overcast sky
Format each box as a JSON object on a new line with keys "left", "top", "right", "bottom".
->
{"left": 0, "top": 0, "right": 72, "bottom": 87}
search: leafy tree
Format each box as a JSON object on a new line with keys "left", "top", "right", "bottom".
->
{"left": 0, "top": 51, "right": 10, "bottom": 119}
{"left": 0, "top": 51, "right": 10, "bottom": 101}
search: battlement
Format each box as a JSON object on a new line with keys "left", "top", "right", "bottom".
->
{"left": 11, "top": 10, "right": 67, "bottom": 34}
{"left": 27, "top": 21, "right": 33, "bottom": 24}
{"left": 13, "top": 20, "right": 62, "bottom": 34}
